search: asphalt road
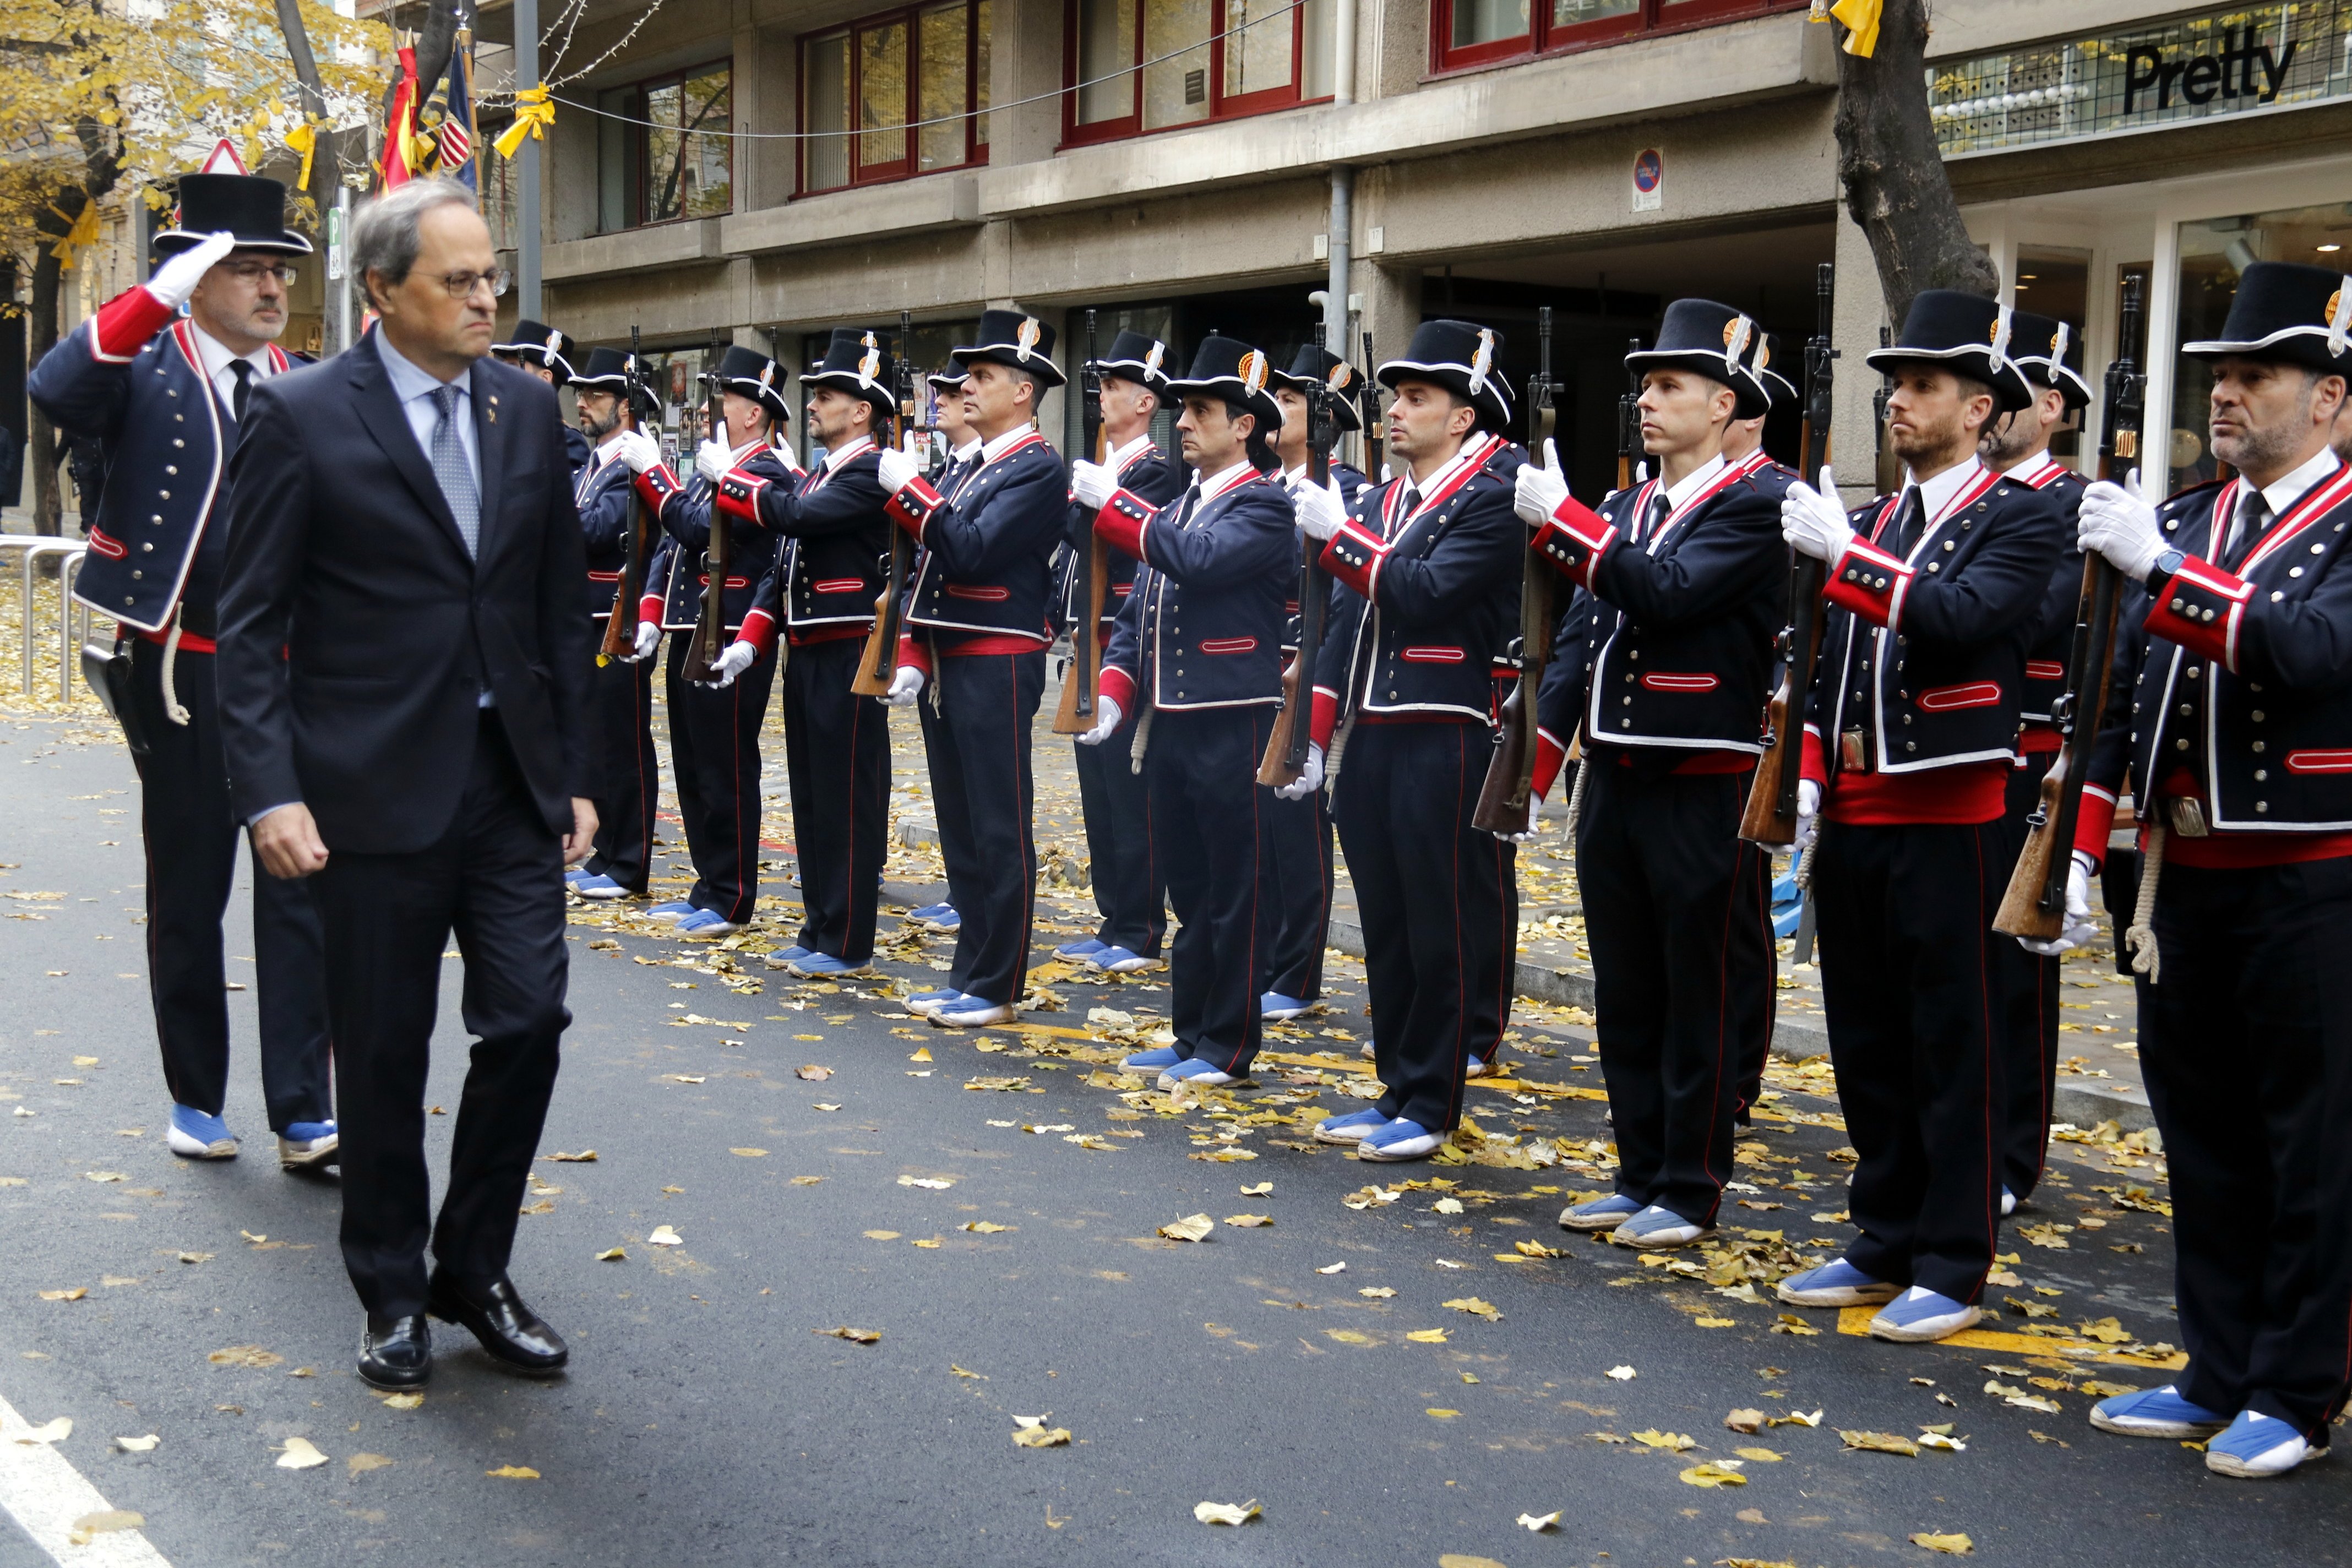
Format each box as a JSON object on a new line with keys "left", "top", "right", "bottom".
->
{"left": 1, "top": 717, "right": 2345, "bottom": 1568}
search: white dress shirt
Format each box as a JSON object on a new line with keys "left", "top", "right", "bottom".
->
{"left": 374, "top": 330, "right": 481, "bottom": 497}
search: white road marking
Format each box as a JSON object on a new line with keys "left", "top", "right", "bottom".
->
{"left": 0, "top": 1393, "right": 172, "bottom": 1566}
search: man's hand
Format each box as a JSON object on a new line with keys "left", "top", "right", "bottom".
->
{"left": 1794, "top": 777, "right": 1822, "bottom": 852}
{"left": 628, "top": 619, "right": 661, "bottom": 662}
{"left": 614, "top": 429, "right": 663, "bottom": 475}
{"left": 877, "top": 446, "right": 921, "bottom": 494}
{"left": 1074, "top": 694, "right": 1123, "bottom": 747}
{"left": 1273, "top": 743, "right": 1325, "bottom": 801}
{"left": 1070, "top": 459, "right": 1116, "bottom": 510}
{"left": 694, "top": 438, "right": 734, "bottom": 484}
{"left": 701, "top": 640, "right": 758, "bottom": 687}
{"left": 1513, "top": 438, "right": 1569, "bottom": 525}
{"left": 884, "top": 665, "right": 925, "bottom": 706}
{"left": 1294, "top": 480, "right": 1348, "bottom": 542}
{"left": 148, "top": 231, "right": 238, "bottom": 311}
{"left": 252, "top": 803, "right": 329, "bottom": 880}
{"left": 564, "top": 798, "right": 599, "bottom": 867}
{"left": 2079, "top": 467, "right": 2165, "bottom": 582}
{"left": 2019, "top": 852, "right": 2100, "bottom": 956}
{"left": 1494, "top": 790, "right": 1543, "bottom": 843}
{"left": 1782, "top": 465, "right": 1854, "bottom": 564}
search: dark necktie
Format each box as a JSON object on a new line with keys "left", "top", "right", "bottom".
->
{"left": 1389, "top": 487, "right": 1420, "bottom": 540}
{"left": 1894, "top": 488, "right": 1928, "bottom": 557}
{"left": 1638, "top": 491, "right": 1669, "bottom": 542}
{"left": 228, "top": 360, "right": 253, "bottom": 424}
{"left": 2224, "top": 488, "right": 2269, "bottom": 571}
{"left": 1175, "top": 484, "right": 1202, "bottom": 528}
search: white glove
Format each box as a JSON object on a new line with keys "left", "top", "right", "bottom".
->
{"left": 877, "top": 446, "right": 921, "bottom": 494}
{"left": 614, "top": 428, "right": 663, "bottom": 476}
{"left": 148, "top": 231, "right": 238, "bottom": 311}
{"left": 703, "top": 640, "right": 758, "bottom": 687}
{"left": 1071, "top": 460, "right": 1116, "bottom": 511}
{"left": 1782, "top": 465, "right": 1853, "bottom": 563}
{"left": 1495, "top": 790, "right": 1543, "bottom": 844}
{"left": 1073, "top": 694, "right": 1123, "bottom": 746}
{"left": 885, "top": 665, "right": 925, "bottom": 706}
{"left": 1294, "top": 480, "right": 1348, "bottom": 542}
{"left": 694, "top": 438, "right": 734, "bottom": 484}
{"left": 1273, "top": 743, "right": 1325, "bottom": 801}
{"left": 2018, "top": 852, "right": 2100, "bottom": 956}
{"left": 629, "top": 619, "right": 661, "bottom": 662}
{"left": 1513, "top": 438, "right": 1569, "bottom": 525}
{"left": 2079, "top": 467, "right": 2165, "bottom": 582}
{"left": 1793, "top": 777, "right": 1822, "bottom": 852}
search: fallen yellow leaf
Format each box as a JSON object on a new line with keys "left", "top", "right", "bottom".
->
{"left": 67, "top": 1511, "right": 142, "bottom": 1546}
{"left": 1195, "top": 1500, "right": 1261, "bottom": 1526}
{"left": 38, "top": 1288, "right": 86, "bottom": 1302}
{"left": 486, "top": 1464, "right": 541, "bottom": 1479}
{"left": 1159, "top": 1213, "right": 1215, "bottom": 1242}
{"left": 1011, "top": 1417, "right": 1071, "bottom": 1448}
{"left": 379, "top": 1391, "right": 423, "bottom": 1411}
{"left": 1607, "top": 1365, "right": 1637, "bottom": 1380}
{"left": 1358, "top": 1286, "right": 1396, "bottom": 1298}
{"left": 796, "top": 1064, "right": 833, "bottom": 1081}
{"left": 1840, "top": 1429, "right": 1921, "bottom": 1456}
{"left": 545, "top": 1150, "right": 597, "bottom": 1162}
{"left": 12, "top": 1418, "right": 71, "bottom": 1445}
{"left": 113, "top": 1435, "right": 159, "bottom": 1452}
{"left": 1517, "top": 1511, "right": 1562, "bottom": 1532}
{"left": 275, "top": 1436, "right": 329, "bottom": 1471}
{"left": 347, "top": 1453, "right": 394, "bottom": 1476}
{"left": 1695, "top": 1316, "right": 1736, "bottom": 1329}
{"left": 1324, "top": 1329, "right": 1376, "bottom": 1346}
{"left": 1724, "top": 1408, "right": 1766, "bottom": 1433}
{"left": 1910, "top": 1532, "right": 1974, "bottom": 1555}
{"left": 863, "top": 1230, "right": 902, "bottom": 1240}
{"left": 1679, "top": 1462, "right": 1747, "bottom": 1488}
{"left": 1734, "top": 1446, "right": 1783, "bottom": 1462}
{"left": 209, "top": 1345, "right": 284, "bottom": 1369}
{"left": 817, "top": 1326, "right": 881, "bottom": 1344}
{"left": 961, "top": 1221, "right": 1014, "bottom": 1233}
{"left": 1443, "top": 1297, "right": 1501, "bottom": 1321}
{"left": 1223, "top": 1213, "right": 1273, "bottom": 1228}
{"left": 909, "top": 1047, "right": 934, "bottom": 1062}
{"left": 1240, "top": 1182, "right": 1272, "bottom": 1195}
{"left": 595, "top": 1246, "right": 627, "bottom": 1261}
{"left": 648, "top": 1226, "right": 683, "bottom": 1246}
{"left": 1632, "top": 1429, "right": 1696, "bottom": 1451}
{"left": 1406, "top": 1328, "right": 1449, "bottom": 1344}
{"left": 730, "top": 1148, "right": 768, "bottom": 1158}
{"left": 1426, "top": 1408, "right": 1460, "bottom": 1419}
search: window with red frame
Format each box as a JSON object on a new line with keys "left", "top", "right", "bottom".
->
{"left": 1065, "top": 0, "right": 1335, "bottom": 145}
{"left": 802, "top": 0, "right": 992, "bottom": 194}
{"left": 596, "top": 62, "right": 733, "bottom": 231}
{"left": 1432, "top": 0, "right": 1798, "bottom": 74}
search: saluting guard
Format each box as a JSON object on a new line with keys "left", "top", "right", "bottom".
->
{"left": 1512, "top": 301, "right": 1788, "bottom": 1248}
{"left": 873, "top": 312, "right": 1070, "bottom": 1027}
{"left": 29, "top": 169, "right": 335, "bottom": 1169}
{"left": 716, "top": 328, "right": 897, "bottom": 974}
{"left": 1286, "top": 319, "right": 1525, "bottom": 1162}
{"left": 2061, "top": 263, "right": 2352, "bottom": 1478}
{"left": 1071, "top": 337, "right": 1297, "bottom": 1086}
{"left": 1772, "top": 291, "right": 2065, "bottom": 1343}
{"left": 491, "top": 319, "right": 590, "bottom": 473}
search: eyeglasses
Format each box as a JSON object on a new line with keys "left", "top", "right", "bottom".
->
{"left": 221, "top": 261, "right": 299, "bottom": 286}
{"left": 436, "top": 267, "right": 513, "bottom": 300}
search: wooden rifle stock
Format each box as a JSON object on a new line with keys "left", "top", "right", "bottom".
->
{"left": 1473, "top": 304, "right": 1558, "bottom": 833}
{"left": 1053, "top": 311, "right": 1109, "bottom": 734}
{"left": 1260, "top": 328, "right": 1341, "bottom": 786}
{"left": 682, "top": 331, "right": 728, "bottom": 682}
{"left": 598, "top": 330, "right": 651, "bottom": 663}
{"left": 852, "top": 318, "right": 920, "bottom": 698}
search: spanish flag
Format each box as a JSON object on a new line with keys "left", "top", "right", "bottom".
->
{"left": 382, "top": 45, "right": 422, "bottom": 188}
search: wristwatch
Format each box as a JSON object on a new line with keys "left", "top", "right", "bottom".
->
{"left": 2146, "top": 547, "right": 2186, "bottom": 594}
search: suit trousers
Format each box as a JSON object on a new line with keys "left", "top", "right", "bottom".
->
{"left": 129, "top": 639, "right": 331, "bottom": 1131}
{"left": 1575, "top": 757, "right": 1773, "bottom": 1227}
{"left": 1331, "top": 721, "right": 1515, "bottom": 1132}
{"left": 2138, "top": 856, "right": 2352, "bottom": 1437}
{"left": 1264, "top": 783, "right": 1335, "bottom": 1003}
{"left": 307, "top": 710, "right": 569, "bottom": 1319}
{"left": 918, "top": 650, "right": 1046, "bottom": 1005}
{"left": 1073, "top": 719, "right": 1164, "bottom": 956}
{"left": 782, "top": 636, "right": 890, "bottom": 962}
{"left": 1147, "top": 706, "right": 1275, "bottom": 1073}
{"left": 664, "top": 634, "right": 775, "bottom": 923}
{"left": 1812, "top": 816, "right": 2005, "bottom": 1304}
{"left": 1995, "top": 759, "right": 2061, "bottom": 1197}
{"left": 586, "top": 641, "right": 656, "bottom": 894}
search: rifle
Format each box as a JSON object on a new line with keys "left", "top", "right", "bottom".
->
{"left": 852, "top": 312, "right": 918, "bottom": 698}
{"left": 682, "top": 327, "right": 728, "bottom": 682}
{"left": 1739, "top": 262, "right": 1838, "bottom": 845}
{"left": 1360, "top": 329, "right": 1384, "bottom": 476}
{"left": 1053, "top": 309, "right": 1109, "bottom": 733}
{"left": 1617, "top": 336, "right": 1641, "bottom": 491}
{"left": 1994, "top": 274, "right": 2144, "bottom": 940}
{"left": 1259, "top": 324, "right": 1343, "bottom": 787}
{"left": 1473, "top": 306, "right": 1558, "bottom": 832}
{"left": 597, "top": 325, "right": 653, "bottom": 663}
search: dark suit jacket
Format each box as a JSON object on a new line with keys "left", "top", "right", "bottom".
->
{"left": 216, "top": 334, "right": 595, "bottom": 853}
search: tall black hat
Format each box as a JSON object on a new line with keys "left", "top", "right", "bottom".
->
{"left": 1092, "top": 330, "right": 1173, "bottom": 397}
{"left": 1266, "top": 342, "right": 1365, "bottom": 433}
{"left": 491, "top": 319, "right": 578, "bottom": 382}
{"left": 2184, "top": 262, "right": 2352, "bottom": 374}
{"left": 570, "top": 347, "right": 658, "bottom": 417}
{"left": 1744, "top": 331, "right": 1798, "bottom": 411}
{"left": 1865, "top": 290, "right": 2034, "bottom": 412}
{"left": 1625, "top": 299, "right": 1771, "bottom": 420}
{"left": 954, "top": 309, "right": 1065, "bottom": 388}
{"left": 1378, "top": 318, "right": 1513, "bottom": 432}
{"left": 705, "top": 344, "right": 792, "bottom": 421}
{"left": 927, "top": 356, "right": 970, "bottom": 393}
{"left": 1165, "top": 335, "right": 1282, "bottom": 430}
{"left": 2009, "top": 310, "right": 2090, "bottom": 408}
{"left": 153, "top": 173, "right": 311, "bottom": 257}
{"left": 799, "top": 327, "right": 895, "bottom": 421}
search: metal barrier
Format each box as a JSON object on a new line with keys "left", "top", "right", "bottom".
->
{"left": 0, "top": 539, "right": 92, "bottom": 699}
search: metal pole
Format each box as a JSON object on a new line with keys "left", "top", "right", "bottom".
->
{"left": 328, "top": 186, "right": 351, "bottom": 354}
{"left": 515, "top": 0, "right": 542, "bottom": 322}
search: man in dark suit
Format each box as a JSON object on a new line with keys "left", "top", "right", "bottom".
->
{"left": 218, "top": 177, "right": 597, "bottom": 1391}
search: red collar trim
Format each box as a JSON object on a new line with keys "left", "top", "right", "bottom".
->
{"left": 2234, "top": 463, "right": 2352, "bottom": 572}
{"left": 1380, "top": 432, "right": 1501, "bottom": 532}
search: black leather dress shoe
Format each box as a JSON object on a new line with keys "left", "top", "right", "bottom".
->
{"left": 427, "top": 1269, "right": 569, "bottom": 1375}
{"left": 357, "top": 1314, "right": 432, "bottom": 1390}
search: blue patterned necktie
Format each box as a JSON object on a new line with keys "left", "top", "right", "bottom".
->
{"left": 429, "top": 383, "right": 481, "bottom": 559}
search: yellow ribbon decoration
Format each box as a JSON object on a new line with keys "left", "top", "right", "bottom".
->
{"left": 50, "top": 201, "right": 102, "bottom": 269}
{"left": 1828, "top": 0, "right": 1882, "bottom": 57}
{"left": 286, "top": 119, "right": 318, "bottom": 191}
{"left": 494, "top": 86, "right": 554, "bottom": 159}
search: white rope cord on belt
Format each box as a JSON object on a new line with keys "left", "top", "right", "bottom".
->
{"left": 159, "top": 609, "right": 192, "bottom": 727}
{"left": 2125, "top": 823, "right": 2164, "bottom": 985}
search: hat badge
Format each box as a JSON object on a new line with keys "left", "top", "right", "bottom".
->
{"left": 544, "top": 328, "right": 563, "bottom": 353}
{"left": 1015, "top": 317, "right": 1041, "bottom": 362}
{"left": 859, "top": 330, "right": 882, "bottom": 384}
{"left": 1469, "top": 328, "right": 1495, "bottom": 394}
{"left": 758, "top": 362, "right": 775, "bottom": 392}
{"left": 1145, "top": 341, "right": 1166, "bottom": 375}
{"left": 1326, "top": 362, "right": 1354, "bottom": 393}
{"left": 1989, "top": 304, "right": 2013, "bottom": 369}
{"left": 2050, "top": 323, "right": 2070, "bottom": 363}
{"left": 1238, "top": 351, "right": 1268, "bottom": 394}
{"left": 2328, "top": 280, "right": 2352, "bottom": 358}
{"left": 1722, "top": 313, "right": 1754, "bottom": 369}
{"left": 1754, "top": 340, "right": 1771, "bottom": 371}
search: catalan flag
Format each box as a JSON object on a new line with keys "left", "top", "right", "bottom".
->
{"left": 422, "top": 30, "right": 479, "bottom": 188}
{"left": 381, "top": 44, "right": 422, "bottom": 188}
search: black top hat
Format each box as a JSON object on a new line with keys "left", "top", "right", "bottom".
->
{"left": 2184, "top": 262, "right": 2352, "bottom": 374}
{"left": 800, "top": 328, "right": 895, "bottom": 420}
{"left": 1092, "top": 330, "right": 1174, "bottom": 397}
{"left": 927, "top": 356, "right": 970, "bottom": 393}
{"left": 1166, "top": 335, "right": 1282, "bottom": 431}
{"left": 1745, "top": 331, "right": 1798, "bottom": 411}
{"left": 2008, "top": 310, "right": 2090, "bottom": 407}
{"left": 153, "top": 173, "right": 311, "bottom": 257}
{"left": 491, "top": 319, "right": 578, "bottom": 382}
{"left": 1266, "top": 343, "right": 1365, "bottom": 433}
{"left": 1626, "top": 299, "right": 1771, "bottom": 420}
{"left": 705, "top": 344, "right": 792, "bottom": 421}
{"left": 570, "top": 347, "right": 658, "bottom": 417}
{"left": 1865, "top": 290, "right": 2034, "bottom": 412}
{"left": 954, "top": 310, "right": 1065, "bottom": 388}
{"left": 1379, "top": 319, "right": 1513, "bottom": 432}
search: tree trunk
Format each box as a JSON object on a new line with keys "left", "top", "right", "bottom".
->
{"left": 28, "top": 214, "right": 68, "bottom": 539}
{"left": 1832, "top": 0, "right": 1998, "bottom": 323}
{"left": 273, "top": 0, "right": 337, "bottom": 201}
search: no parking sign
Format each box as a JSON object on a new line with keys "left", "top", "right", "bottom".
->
{"left": 1631, "top": 147, "right": 1663, "bottom": 213}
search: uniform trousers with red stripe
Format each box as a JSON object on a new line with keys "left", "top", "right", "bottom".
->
{"left": 1264, "top": 783, "right": 1335, "bottom": 1003}
{"left": 663, "top": 634, "right": 774, "bottom": 923}
{"left": 1995, "top": 757, "right": 2062, "bottom": 1199}
{"left": 782, "top": 635, "right": 890, "bottom": 962}
{"left": 1073, "top": 716, "right": 1164, "bottom": 957}
{"left": 1330, "top": 720, "right": 1515, "bottom": 1132}
{"left": 1144, "top": 705, "right": 1276, "bottom": 1074}
{"left": 1574, "top": 750, "right": 1773, "bottom": 1227}
{"left": 2136, "top": 854, "right": 2352, "bottom": 1438}
{"left": 918, "top": 649, "right": 1046, "bottom": 1005}
{"left": 585, "top": 636, "right": 657, "bottom": 894}
{"left": 1811, "top": 816, "right": 2006, "bottom": 1304}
